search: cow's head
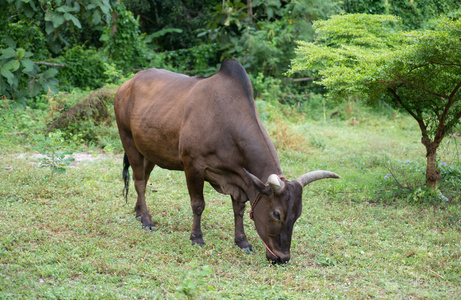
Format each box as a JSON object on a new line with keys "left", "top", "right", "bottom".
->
{"left": 245, "top": 170, "right": 340, "bottom": 264}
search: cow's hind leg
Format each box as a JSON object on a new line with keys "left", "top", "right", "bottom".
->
{"left": 184, "top": 166, "right": 206, "bottom": 246}
{"left": 125, "top": 149, "right": 155, "bottom": 230}
{"left": 232, "top": 196, "right": 254, "bottom": 253}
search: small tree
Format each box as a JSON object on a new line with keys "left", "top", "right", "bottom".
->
{"left": 288, "top": 14, "right": 461, "bottom": 190}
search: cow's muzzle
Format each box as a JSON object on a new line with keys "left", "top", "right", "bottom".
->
{"left": 267, "top": 252, "right": 290, "bottom": 264}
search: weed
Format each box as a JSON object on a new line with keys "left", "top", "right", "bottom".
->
{"left": 266, "top": 118, "right": 309, "bottom": 152}
{"left": 176, "top": 263, "right": 214, "bottom": 299}
{"left": 315, "top": 254, "right": 337, "bottom": 267}
{"left": 446, "top": 206, "right": 461, "bottom": 227}
{"left": 32, "top": 130, "right": 74, "bottom": 179}
{"left": 309, "top": 135, "right": 327, "bottom": 150}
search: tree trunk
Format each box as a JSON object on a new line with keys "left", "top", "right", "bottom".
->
{"left": 387, "top": 87, "right": 454, "bottom": 191}
{"left": 247, "top": 0, "right": 253, "bottom": 24}
{"left": 110, "top": 0, "right": 121, "bottom": 36}
{"left": 425, "top": 150, "right": 440, "bottom": 190}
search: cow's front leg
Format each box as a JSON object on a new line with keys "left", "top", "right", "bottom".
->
{"left": 134, "top": 158, "right": 156, "bottom": 223}
{"left": 232, "top": 196, "right": 254, "bottom": 253}
{"left": 184, "top": 167, "right": 206, "bottom": 246}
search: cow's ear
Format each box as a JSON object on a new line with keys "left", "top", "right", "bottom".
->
{"left": 244, "top": 169, "right": 271, "bottom": 195}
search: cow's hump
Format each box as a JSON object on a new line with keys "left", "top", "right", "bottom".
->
{"left": 218, "top": 59, "right": 254, "bottom": 102}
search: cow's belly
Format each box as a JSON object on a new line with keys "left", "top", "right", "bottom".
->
{"left": 133, "top": 132, "right": 183, "bottom": 170}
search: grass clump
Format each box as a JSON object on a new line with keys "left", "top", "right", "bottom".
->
{"left": 46, "top": 86, "right": 119, "bottom": 148}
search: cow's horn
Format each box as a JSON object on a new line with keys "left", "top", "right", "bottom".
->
{"left": 267, "top": 174, "right": 285, "bottom": 194}
{"left": 296, "top": 170, "right": 340, "bottom": 188}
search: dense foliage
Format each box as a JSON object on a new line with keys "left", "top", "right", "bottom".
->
{"left": 3, "top": 0, "right": 459, "bottom": 102}
{"left": 343, "top": 0, "right": 461, "bottom": 29}
{"left": 0, "top": 0, "right": 118, "bottom": 100}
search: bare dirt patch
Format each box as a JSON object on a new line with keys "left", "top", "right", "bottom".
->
{"left": 16, "top": 152, "right": 114, "bottom": 166}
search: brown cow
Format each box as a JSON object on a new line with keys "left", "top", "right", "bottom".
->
{"left": 114, "top": 59, "right": 339, "bottom": 263}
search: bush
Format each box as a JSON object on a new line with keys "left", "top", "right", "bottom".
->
{"left": 160, "top": 43, "right": 220, "bottom": 76}
{"left": 2, "top": 21, "right": 50, "bottom": 60}
{"left": 0, "top": 40, "right": 58, "bottom": 102}
{"left": 55, "top": 46, "right": 119, "bottom": 90}
{"left": 0, "top": 99, "right": 47, "bottom": 135}
{"left": 101, "top": 3, "right": 155, "bottom": 72}
{"left": 32, "top": 130, "right": 75, "bottom": 179}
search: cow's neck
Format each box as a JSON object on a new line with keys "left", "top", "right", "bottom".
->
{"left": 243, "top": 155, "right": 283, "bottom": 204}
{"left": 239, "top": 121, "right": 283, "bottom": 201}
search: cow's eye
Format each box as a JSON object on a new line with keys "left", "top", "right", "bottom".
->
{"left": 273, "top": 210, "right": 281, "bottom": 220}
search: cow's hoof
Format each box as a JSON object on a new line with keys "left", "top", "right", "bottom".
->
{"left": 140, "top": 218, "right": 155, "bottom": 231}
{"left": 139, "top": 214, "right": 155, "bottom": 231}
{"left": 191, "top": 238, "right": 205, "bottom": 246}
{"left": 192, "top": 241, "right": 205, "bottom": 247}
{"left": 142, "top": 224, "right": 156, "bottom": 231}
{"left": 241, "top": 245, "right": 255, "bottom": 254}
{"left": 190, "top": 233, "right": 205, "bottom": 246}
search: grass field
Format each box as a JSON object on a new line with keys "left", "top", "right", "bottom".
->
{"left": 1, "top": 104, "right": 460, "bottom": 299}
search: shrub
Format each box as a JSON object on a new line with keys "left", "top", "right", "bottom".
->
{"left": 101, "top": 3, "right": 155, "bottom": 72}
{"left": 1, "top": 40, "right": 58, "bottom": 102}
{"left": 0, "top": 99, "right": 47, "bottom": 135}
{"left": 55, "top": 46, "right": 118, "bottom": 90}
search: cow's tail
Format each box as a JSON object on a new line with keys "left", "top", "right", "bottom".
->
{"left": 122, "top": 152, "right": 130, "bottom": 203}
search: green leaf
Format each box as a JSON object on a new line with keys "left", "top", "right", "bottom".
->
{"left": 45, "top": 22, "right": 55, "bottom": 34}
{"left": 4, "top": 60, "right": 20, "bottom": 72}
{"left": 100, "top": 0, "right": 111, "bottom": 15}
{"left": 71, "top": 2, "right": 81, "bottom": 12}
{"left": 16, "top": 48, "right": 25, "bottom": 59}
{"left": 21, "top": 59, "right": 35, "bottom": 73}
{"left": 64, "top": 13, "right": 82, "bottom": 28}
{"left": 28, "top": 78, "right": 41, "bottom": 97}
{"left": 40, "top": 78, "right": 59, "bottom": 94}
{"left": 99, "top": 33, "right": 110, "bottom": 42}
{"left": 42, "top": 68, "right": 59, "bottom": 78}
{"left": 4, "top": 37, "right": 16, "bottom": 48}
{"left": 24, "top": 3, "right": 36, "bottom": 17}
{"left": 0, "top": 48, "right": 17, "bottom": 60}
{"left": 46, "top": 12, "right": 65, "bottom": 28}
{"left": 52, "top": 14, "right": 66, "bottom": 28}
{"left": 1, "top": 68, "right": 15, "bottom": 85}
{"left": 44, "top": 11, "right": 53, "bottom": 21}
{"left": 23, "top": 50, "right": 33, "bottom": 58}
{"left": 92, "top": 10, "right": 102, "bottom": 25}
{"left": 56, "top": 5, "right": 75, "bottom": 13}
{"left": 144, "top": 28, "right": 183, "bottom": 43}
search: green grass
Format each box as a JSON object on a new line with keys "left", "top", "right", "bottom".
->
{"left": 1, "top": 107, "right": 460, "bottom": 299}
